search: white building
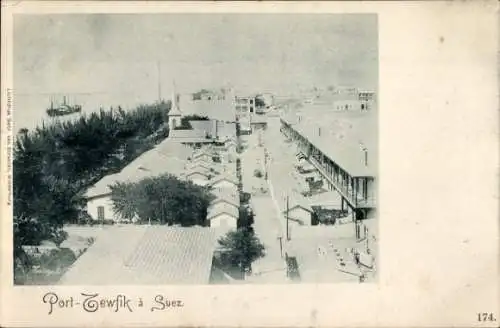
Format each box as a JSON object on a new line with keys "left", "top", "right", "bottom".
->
{"left": 85, "top": 140, "right": 187, "bottom": 222}
{"left": 207, "top": 203, "right": 239, "bottom": 232}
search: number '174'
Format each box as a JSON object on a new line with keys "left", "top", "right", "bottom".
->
{"left": 477, "top": 313, "right": 496, "bottom": 322}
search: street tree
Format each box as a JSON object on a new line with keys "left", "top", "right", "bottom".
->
{"left": 217, "top": 228, "right": 265, "bottom": 279}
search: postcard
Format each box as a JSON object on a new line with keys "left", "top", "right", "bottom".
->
{"left": 1, "top": 1, "right": 498, "bottom": 327}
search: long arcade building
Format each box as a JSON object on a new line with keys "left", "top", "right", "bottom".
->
{"left": 280, "top": 115, "right": 376, "bottom": 239}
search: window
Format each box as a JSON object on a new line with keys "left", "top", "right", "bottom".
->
{"left": 97, "top": 206, "right": 105, "bottom": 220}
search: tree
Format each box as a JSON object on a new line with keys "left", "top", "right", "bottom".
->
{"left": 174, "top": 115, "right": 210, "bottom": 130}
{"left": 110, "top": 174, "right": 215, "bottom": 226}
{"left": 217, "top": 228, "right": 265, "bottom": 279}
{"left": 238, "top": 206, "right": 254, "bottom": 228}
{"left": 255, "top": 95, "right": 266, "bottom": 108}
{"left": 13, "top": 101, "right": 170, "bottom": 284}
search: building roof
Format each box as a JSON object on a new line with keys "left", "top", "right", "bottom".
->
{"left": 184, "top": 169, "right": 211, "bottom": 178}
{"left": 169, "top": 129, "right": 209, "bottom": 139}
{"left": 85, "top": 173, "right": 120, "bottom": 198}
{"left": 156, "top": 140, "right": 192, "bottom": 160}
{"left": 192, "top": 148, "right": 216, "bottom": 158}
{"left": 59, "top": 226, "right": 218, "bottom": 285}
{"left": 281, "top": 108, "right": 377, "bottom": 177}
{"left": 283, "top": 191, "right": 313, "bottom": 213}
{"left": 208, "top": 173, "right": 239, "bottom": 187}
{"left": 207, "top": 202, "right": 239, "bottom": 220}
{"left": 189, "top": 156, "right": 213, "bottom": 164}
{"left": 85, "top": 145, "right": 187, "bottom": 198}
{"left": 186, "top": 161, "right": 220, "bottom": 173}
{"left": 210, "top": 189, "right": 240, "bottom": 208}
{"left": 119, "top": 153, "right": 185, "bottom": 182}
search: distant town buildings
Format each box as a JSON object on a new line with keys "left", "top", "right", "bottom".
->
{"left": 78, "top": 83, "right": 378, "bottom": 284}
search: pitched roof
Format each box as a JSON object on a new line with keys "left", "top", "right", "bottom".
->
{"left": 209, "top": 190, "right": 240, "bottom": 208}
{"left": 208, "top": 173, "right": 239, "bottom": 187}
{"left": 59, "top": 226, "right": 218, "bottom": 285}
{"left": 85, "top": 146, "right": 187, "bottom": 198}
{"left": 207, "top": 202, "right": 239, "bottom": 220}
{"left": 283, "top": 192, "right": 313, "bottom": 213}
{"left": 186, "top": 162, "right": 224, "bottom": 174}
{"left": 85, "top": 173, "right": 120, "bottom": 198}
{"left": 189, "top": 156, "right": 213, "bottom": 164}
{"left": 192, "top": 150, "right": 215, "bottom": 158}
{"left": 184, "top": 169, "right": 211, "bottom": 178}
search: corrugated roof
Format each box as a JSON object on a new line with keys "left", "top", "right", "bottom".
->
{"left": 59, "top": 226, "right": 218, "bottom": 285}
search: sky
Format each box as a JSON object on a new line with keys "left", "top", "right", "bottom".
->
{"left": 13, "top": 14, "right": 378, "bottom": 130}
{"left": 14, "top": 13, "right": 378, "bottom": 95}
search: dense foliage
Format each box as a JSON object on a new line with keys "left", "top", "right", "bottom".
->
{"left": 110, "top": 174, "right": 215, "bottom": 226}
{"left": 238, "top": 206, "right": 254, "bottom": 229}
{"left": 216, "top": 228, "right": 265, "bottom": 278}
{"left": 13, "top": 101, "right": 170, "bottom": 277}
{"left": 255, "top": 95, "right": 266, "bottom": 108}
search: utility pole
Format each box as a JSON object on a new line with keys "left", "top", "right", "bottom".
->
{"left": 277, "top": 236, "right": 283, "bottom": 258}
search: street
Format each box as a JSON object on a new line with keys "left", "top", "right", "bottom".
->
{"left": 240, "top": 133, "right": 288, "bottom": 283}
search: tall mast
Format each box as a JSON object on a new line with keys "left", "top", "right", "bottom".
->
{"left": 157, "top": 60, "right": 162, "bottom": 101}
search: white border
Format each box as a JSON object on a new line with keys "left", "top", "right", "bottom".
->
{"left": 1, "top": 1, "right": 499, "bottom": 327}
